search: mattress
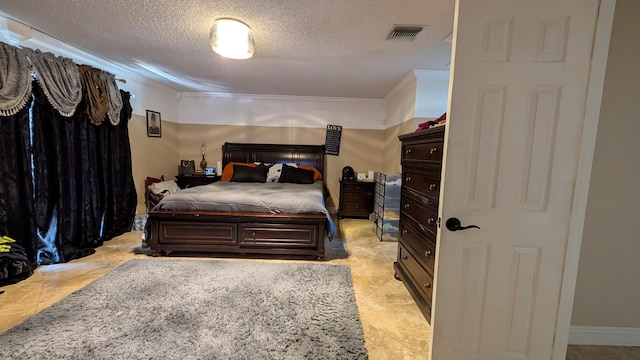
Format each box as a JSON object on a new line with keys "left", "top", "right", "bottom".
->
{"left": 153, "top": 180, "right": 336, "bottom": 236}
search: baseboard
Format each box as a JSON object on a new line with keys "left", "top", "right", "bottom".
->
{"left": 569, "top": 326, "right": 640, "bottom": 346}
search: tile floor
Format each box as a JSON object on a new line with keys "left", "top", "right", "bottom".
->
{"left": 1, "top": 218, "right": 638, "bottom": 359}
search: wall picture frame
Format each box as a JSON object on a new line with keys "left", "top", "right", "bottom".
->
{"left": 146, "top": 110, "right": 162, "bottom": 137}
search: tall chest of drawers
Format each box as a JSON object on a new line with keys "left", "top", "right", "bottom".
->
{"left": 394, "top": 126, "right": 445, "bottom": 323}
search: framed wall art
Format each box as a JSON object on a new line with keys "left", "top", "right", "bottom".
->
{"left": 146, "top": 110, "right": 162, "bottom": 137}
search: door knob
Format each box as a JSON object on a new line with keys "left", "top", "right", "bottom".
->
{"left": 445, "top": 217, "right": 480, "bottom": 231}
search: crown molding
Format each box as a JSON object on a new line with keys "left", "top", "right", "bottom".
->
{"left": 384, "top": 70, "right": 418, "bottom": 103}
{"left": 178, "top": 91, "right": 384, "bottom": 105}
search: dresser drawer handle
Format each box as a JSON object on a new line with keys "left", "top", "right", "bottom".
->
{"left": 402, "top": 255, "right": 408, "bottom": 260}
{"left": 405, "top": 176, "right": 411, "bottom": 182}
{"left": 402, "top": 229, "right": 408, "bottom": 235}
{"left": 423, "top": 283, "right": 431, "bottom": 288}
{"left": 425, "top": 250, "right": 432, "bottom": 258}
{"left": 404, "top": 203, "right": 410, "bottom": 209}
{"left": 405, "top": 149, "right": 412, "bottom": 154}
{"left": 429, "top": 183, "right": 438, "bottom": 191}
{"left": 429, "top": 147, "right": 438, "bottom": 155}
{"left": 427, "top": 218, "right": 435, "bottom": 226}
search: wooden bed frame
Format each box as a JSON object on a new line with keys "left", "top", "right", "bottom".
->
{"left": 147, "top": 142, "right": 329, "bottom": 260}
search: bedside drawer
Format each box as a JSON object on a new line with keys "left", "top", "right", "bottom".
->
{"left": 342, "top": 192, "right": 373, "bottom": 203}
{"left": 342, "top": 182, "right": 375, "bottom": 194}
{"left": 398, "top": 243, "right": 434, "bottom": 302}
{"left": 341, "top": 202, "right": 371, "bottom": 213}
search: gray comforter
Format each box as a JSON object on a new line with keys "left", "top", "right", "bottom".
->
{"left": 154, "top": 181, "right": 336, "bottom": 236}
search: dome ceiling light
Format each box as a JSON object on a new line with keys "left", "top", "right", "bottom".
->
{"left": 210, "top": 18, "right": 255, "bottom": 60}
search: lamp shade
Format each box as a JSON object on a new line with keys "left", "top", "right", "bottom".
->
{"left": 210, "top": 18, "right": 255, "bottom": 60}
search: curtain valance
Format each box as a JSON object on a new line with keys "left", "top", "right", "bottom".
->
{"left": 0, "top": 41, "right": 123, "bottom": 121}
{"left": 0, "top": 43, "right": 32, "bottom": 116}
{"left": 104, "top": 72, "right": 123, "bottom": 125}
{"left": 27, "top": 48, "right": 82, "bottom": 117}
{"left": 79, "top": 64, "right": 109, "bottom": 125}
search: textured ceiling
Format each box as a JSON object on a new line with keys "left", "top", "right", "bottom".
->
{"left": 0, "top": 0, "right": 454, "bottom": 99}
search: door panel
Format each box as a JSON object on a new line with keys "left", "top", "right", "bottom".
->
{"left": 430, "top": 0, "right": 602, "bottom": 359}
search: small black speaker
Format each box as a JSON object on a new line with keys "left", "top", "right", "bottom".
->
{"left": 342, "top": 166, "right": 354, "bottom": 181}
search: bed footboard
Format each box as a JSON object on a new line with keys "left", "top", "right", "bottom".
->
{"left": 147, "top": 210, "right": 327, "bottom": 260}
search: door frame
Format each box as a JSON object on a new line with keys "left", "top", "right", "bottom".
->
{"left": 552, "top": 0, "right": 616, "bottom": 358}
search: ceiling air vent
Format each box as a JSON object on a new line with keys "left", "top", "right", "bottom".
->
{"left": 387, "top": 25, "right": 424, "bottom": 40}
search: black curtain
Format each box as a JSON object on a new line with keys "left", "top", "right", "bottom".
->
{"left": 0, "top": 97, "right": 37, "bottom": 264}
{"left": 0, "top": 81, "right": 136, "bottom": 270}
{"left": 32, "top": 81, "right": 101, "bottom": 262}
{"left": 96, "top": 90, "right": 136, "bottom": 240}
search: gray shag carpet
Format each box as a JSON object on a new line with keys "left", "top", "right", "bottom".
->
{"left": 0, "top": 259, "right": 367, "bottom": 359}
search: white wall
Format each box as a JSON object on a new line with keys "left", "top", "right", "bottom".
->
{"left": 123, "top": 79, "right": 179, "bottom": 122}
{"left": 414, "top": 70, "right": 450, "bottom": 119}
{"left": 177, "top": 92, "right": 385, "bottom": 129}
{"left": 384, "top": 71, "right": 419, "bottom": 128}
{"left": 570, "top": 0, "right": 640, "bottom": 346}
{"left": 384, "top": 69, "right": 449, "bottom": 129}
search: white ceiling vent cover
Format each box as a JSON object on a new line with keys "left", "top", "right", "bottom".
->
{"left": 387, "top": 25, "right": 424, "bottom": 40}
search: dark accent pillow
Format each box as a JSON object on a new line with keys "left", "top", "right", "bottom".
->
{"left": 278, "top": 164, "right": 315, "bottom": 184}
{"left": 230, "top": 164, "right": 268, "bottom": 183}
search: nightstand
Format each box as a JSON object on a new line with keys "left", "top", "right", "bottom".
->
{"left": 175, "top": 174, "right": 220, "bottom": 189}
{"left": 338, "top": 180, "right": 375, "bottom": 219}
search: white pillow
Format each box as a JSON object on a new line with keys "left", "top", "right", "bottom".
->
{"left": 266, "top": 163, "right": 297, "bottom": 182}
{"left": 148, "top": 180, "right": 180, "bottom": 195}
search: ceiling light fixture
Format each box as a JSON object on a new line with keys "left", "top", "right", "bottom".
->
{"left": 210, "top": 18, "right": 254, "bottom": 60}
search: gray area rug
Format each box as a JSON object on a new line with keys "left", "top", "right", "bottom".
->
{"left": 0, "top": 259, "right": 367, "bottom": 359}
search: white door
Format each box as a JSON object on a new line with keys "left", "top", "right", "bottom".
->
{"left": 431, "top": 0, "right": 606, "bottom": 359}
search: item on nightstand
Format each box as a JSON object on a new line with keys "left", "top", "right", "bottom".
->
{"left": 342, "top": 166, "right": 354, "bottom": 181}
{"left": 200, "top": 143, "right": 207, "bottom": 171}
{"left": 357, "top": 172, "right": 366, "bottom": 181}
{"left": 178, "top": 160, "right": 196, "bottom": 175}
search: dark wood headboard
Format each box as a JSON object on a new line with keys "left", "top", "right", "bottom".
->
{"left": 222, "top": 143, "right": 326, "bottom": 176}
